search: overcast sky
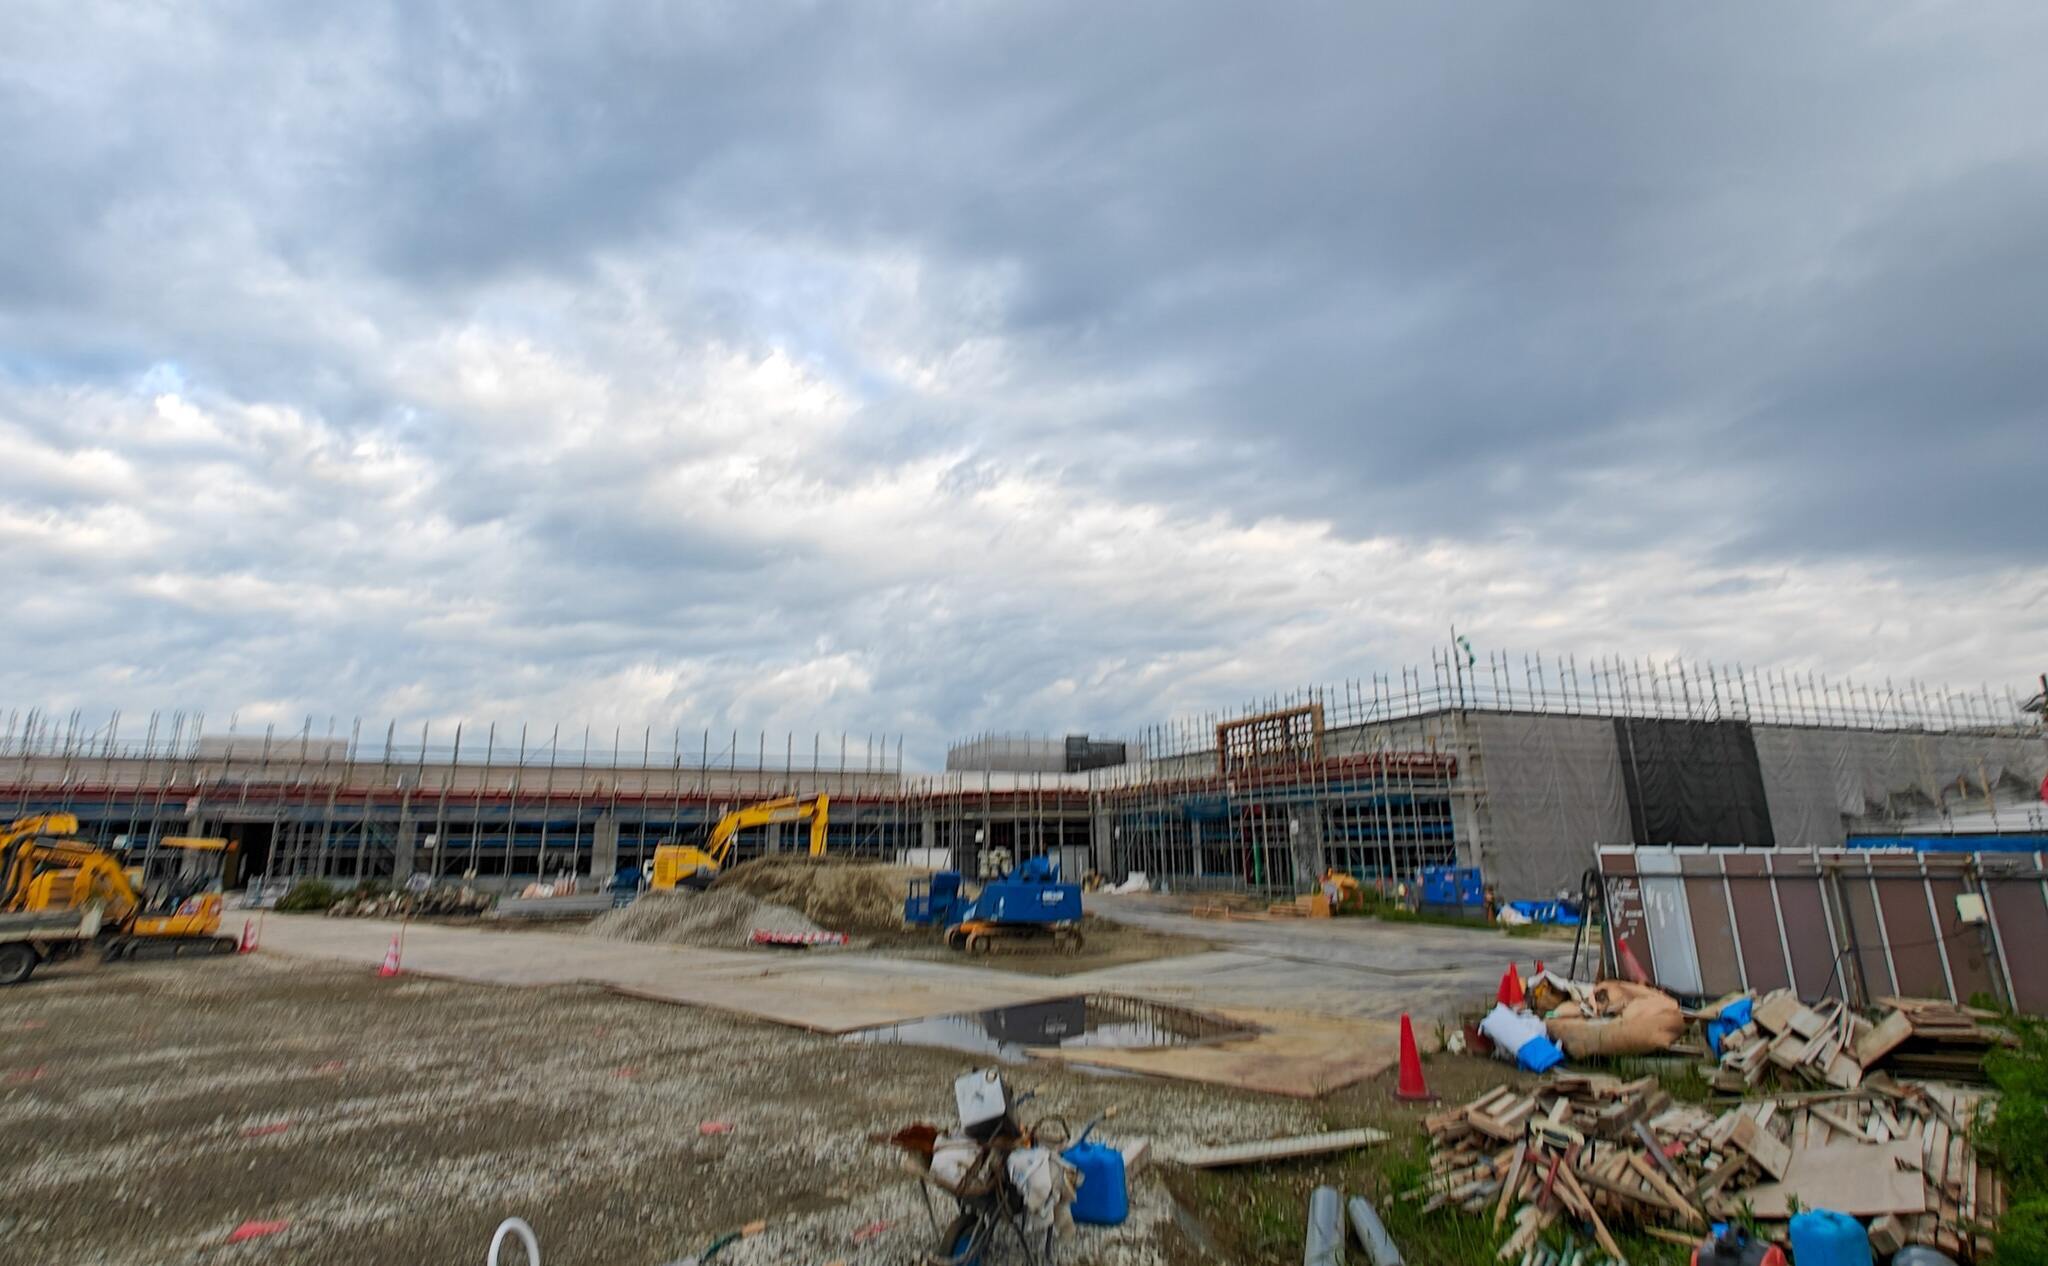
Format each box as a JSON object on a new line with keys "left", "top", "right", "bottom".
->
{"left": 2, "top": 2, "right": 2044, "bottom": 766}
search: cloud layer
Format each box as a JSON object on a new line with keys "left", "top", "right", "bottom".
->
{"left": 2, "top": 2, "right": 2044, "bottom": 765}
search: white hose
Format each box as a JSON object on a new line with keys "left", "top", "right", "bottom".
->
{"left": 487, "top": 1218, "right": 540, "bottom": 1266}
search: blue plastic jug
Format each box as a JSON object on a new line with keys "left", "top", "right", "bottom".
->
{"left": 1062, "top": 1123, "right": 1128, "bottom": 1226}
{"left": 1788, "top": 1210, "right": 1872, "bottom": 1266}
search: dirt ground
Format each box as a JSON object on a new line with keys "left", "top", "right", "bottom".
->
{"left": 0, "top": 954, "right": 1307, "bottom": 1266}
{"left": 706, "top": 858, "right": 1211, "bottom": 976}
{"left": 857, "top": 916, "right": 1210, "bottom": 977}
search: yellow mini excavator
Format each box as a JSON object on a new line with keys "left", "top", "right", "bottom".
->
{"left": 650, "top": 794, "right": 829, "bottom": 891}
{"left": 0, "top": 812, "right": 239, "bottom": 984}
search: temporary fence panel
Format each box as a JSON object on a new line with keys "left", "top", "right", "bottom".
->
{"left": 1599, "top": 846, "right": 2039, "bottom": 1012}
{"left": 1631, "top": 851, "right": 1705, "bottom": 995}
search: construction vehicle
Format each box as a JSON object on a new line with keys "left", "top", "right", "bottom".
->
{"left": 0, "top": 812, "right": 239, "bottom": 985}
{"left": 904, "top": 856, "right": 1085, "bottom": 955}
{"left": 1320, "top": 868, "right": 1366, "bottom": 914}
{"left": 649, "top": 794, "right": 829, "bottom": 891}
{"left": 0, "top": 905, "right": 104, "bottom": 987}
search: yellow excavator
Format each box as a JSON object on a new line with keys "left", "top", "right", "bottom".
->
{"left": 650, "top": 794, "right": 830, "bottom": 891}
{"left": 1, "top": 812, "right": 239, "bottom": 985}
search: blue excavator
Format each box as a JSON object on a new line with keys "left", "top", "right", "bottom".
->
{"left": 902, "top": 855, "right": 1085, "bottom": 955}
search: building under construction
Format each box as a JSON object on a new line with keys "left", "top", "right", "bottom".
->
{"left": 4, "top": 650, "right": 2042, "bottom": 898}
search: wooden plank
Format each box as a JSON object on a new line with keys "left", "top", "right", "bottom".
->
{"left": 1854, "top": 1009, "right": 1914, "bottom": 1066}
{"left": 1766, "top": 1030, "right": 1810, "bottom": 1070}
{"left": 1868, "top": 1214, "right": 1907, "bottom": 1256}
{"left": 1725, "top": 1113, "right": 1791, "bottom": 1180}
{"left": 1181, "top": 1127, "right": 1390, "bottom": 1169}
{"left": 1742, "top": 1138, "right": 1928, "bottom": 1218}
{"left": 1493, "top": 1141, "right": 1526, "bottom": 1230}
{"left": 1629, "top": 1151, "right": 1706, "bottom": 1227}
{"left": 1822, "top": 1051, "right": 1864, "bottom": 1090}
{"left": 1811, "top": 1105, "right": 1878, "bottom": 1144}
{"left": 1752, "top": 990, "right": 1802, "bottom": 1034}
{"left": 1555, "top": 1163, "right": 1624, "bottom": 1262}
{"left": 1469, "top": 1110, "right": 1522, "bottom": 1143}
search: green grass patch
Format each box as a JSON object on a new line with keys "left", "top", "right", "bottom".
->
{"left": 1603, "top": 1054, "right": 1714, "bottom": 1104}
{"left": 1976, "top": 1009, "right": 2047, "bottom": 1258}
{"left": 275, "top": 879, "right": 340, "bottom": 912}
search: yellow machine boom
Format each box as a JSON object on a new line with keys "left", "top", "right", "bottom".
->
{"left": 650, "top": 795, "right": 830, "bottom": 891}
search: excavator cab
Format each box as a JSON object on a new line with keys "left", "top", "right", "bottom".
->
{"left": 127, "top": 837, "right": 232, "bottom": 941}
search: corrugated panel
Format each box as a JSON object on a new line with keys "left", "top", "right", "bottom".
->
{"left": 1603, "top": 846, "right": 2039, "bottom": 1011}
{"left": 1635, "top": 851, "right": 1703, "bottom": 995}
{"left": 1869, "top": 853, "right": 1945, "bottom": 999}
{"left": 1925, "top": 864, "right": 1997, "bottom": 1002}
{"left": 1984, "top": 856, "right": 2048, "bottom": 1016}
{"left": 1598, "top": 850, "right": 1655, "bottom": 984}
{"left": 1768, "top": 854, "right": 1843, "bottom": 1001}
{"left": 1679, "top": 853, "right": 1745, "bottom": 997}
{"left": 1833, "top": 858, "right": 1896, "bottom": 1000}
{"left": 1722, "top": 853, "right": 1793, "bottom": 994}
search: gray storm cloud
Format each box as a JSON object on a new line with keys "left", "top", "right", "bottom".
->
{"left": 1, "top": 1, "right": 2043, "bottom": 764}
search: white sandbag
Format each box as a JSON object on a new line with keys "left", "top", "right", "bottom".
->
{"left": 1478, "top": 1001, "right": 1547, "bottom": 1060}
{"left": 1006, "top": 1146, "right": 1080, "bottom": 1232}
{"left": 931, "top": 1135, "right": 980, "bottom": 1189}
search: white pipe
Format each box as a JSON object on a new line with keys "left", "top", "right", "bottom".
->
{"left": 1345, "top": 1195, "right": 1405, "bottom": 1266}
{"left": 1303, "top": 1186, "right": 1344, "bottom": 1266}
{"left": 487, "top": 1218, "right": 540, "bottom": 1266}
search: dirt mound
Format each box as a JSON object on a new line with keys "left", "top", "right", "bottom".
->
{"left": 713, "top": 856, "right": 926, "bottom": 934}
{"left": 584, "top": 890, "right": 823, "bottom": 948}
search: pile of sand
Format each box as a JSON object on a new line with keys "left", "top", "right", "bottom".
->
{"left": 713, "top": 856, "right": 927, "bottom": 935}
{"left": 584, "top": 890, "right": 825, "bottom": 948}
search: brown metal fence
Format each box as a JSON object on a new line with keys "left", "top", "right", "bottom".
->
{"left": 1598, "top": 845, "right": 2047, "bottom": 1015}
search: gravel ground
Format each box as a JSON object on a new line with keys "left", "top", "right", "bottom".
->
{"left": 585, "top": 890, "right": 826, "bottom": 946}
{"left": 0, "top": 955, "right": 1307, "bottom": 1266}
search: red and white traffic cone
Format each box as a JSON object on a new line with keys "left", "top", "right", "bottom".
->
{"left": 1616, "top": 939, "right": 1651, "bottom": 985}
{"left": 377, "top": 931, "right": 403, "bottom": 978}
{"left": 237, "top": 919, "right": 257, "bottom": 953}
{"left": 1496, "top": 962, "right": 1526, "bottom": 1009}
{"left": 1393, "top": 1013, "right": 1435, "bottom": 1102}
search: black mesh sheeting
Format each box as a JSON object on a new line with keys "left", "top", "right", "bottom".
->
{"left": 1612, "top": 718, "right": 1776, "bottom": 846}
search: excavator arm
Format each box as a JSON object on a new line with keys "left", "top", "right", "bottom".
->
{"left": 700, "top": 795, "right": 832, "bottom": 868}
{"left": 649, "top": 795, "right": 831, "bottom": 890}
{"left": 1, "top": 813, "right": 87, "bottom": 911}
{"left": 3, "top": 816, "right": 146, "bottom": 927}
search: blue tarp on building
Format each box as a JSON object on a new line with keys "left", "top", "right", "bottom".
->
{"left": 1847, "top": 833, "right": 2048, "bottom": 853}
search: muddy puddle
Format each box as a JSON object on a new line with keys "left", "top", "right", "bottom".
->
{"left": 839, "top": 993, "right": 1253, "bottom": 1064}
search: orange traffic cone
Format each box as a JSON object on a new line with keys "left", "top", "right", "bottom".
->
{"left": 1393, "top": 1013, "right": 1434, "bottom": 1101}
{"left": 1616, "top": 938, "right": 1651, "bottom": 985}
{"left": 237, "top": 919, "right": 257, "bottom": 953}
{"left": 378, "top": 931, "right": 403, "bottom": 978}
{"left": 1496, "top": 963, "right": 1526, "bottom": 1008}
{"left": 1533, "top": 959, "right": 1545, "bottom": 977}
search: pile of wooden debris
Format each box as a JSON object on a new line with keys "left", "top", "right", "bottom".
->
{"left": 1713, "top": 991, "right": 2011, "bottom": 1092}
{"left": 1414, "top": 1070, "right": 1999, "bottom": 1261}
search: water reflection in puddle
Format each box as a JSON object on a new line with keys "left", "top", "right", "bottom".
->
{"left": 840, "top": 993, "right": 1253, "bottom": 1065}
